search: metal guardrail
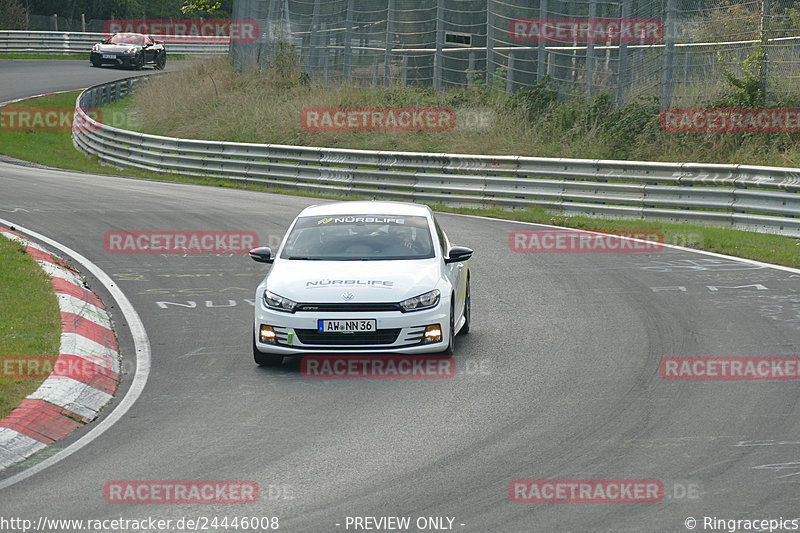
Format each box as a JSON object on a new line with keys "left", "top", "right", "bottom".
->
{"left": 71, "top": 76, "right": 800, "bottom": 237}
{"left": 0, "top": 30, "right": 228, "bottom": 55}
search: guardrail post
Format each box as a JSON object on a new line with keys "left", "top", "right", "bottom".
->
{"left": 467, "top": 51, "right": 475, "bottom": 88}
{"left": 304, "top": 0, "right": 322, "bottom": 74}
{"left": 660, "top": 0, "right": 677, "bottom": 110}
{"left": 585, "top": 0, "right": 597, "bottom": 98}
{"left": 434, "top": 0, "right": 444, "bottom": 91}
{"left": 103, "top": 85, "right": 110, "bottom": 105}
{"left": 759, "top": 0, "right": 771, "bottom": 96}
{"left": 506, "top": 50, "right": 515, "bottom": 94}
{"left": 114, "top": 82, "right": 121, "bottom": 103}
{"left": 343, "top": 0, "right": 354, "bottom": 82}
{"left": 537, "top": 0, "right": 548, "bottom": 81}
{"left": 486, "top": 0, "right": 495, "bottom": 88}
{"left": 683, "top": 48, "right": 691, "bottom": 84}
{"left": 384, "top": 0, "right": 396, "bottom": 87}
{"left": 616, "top": 0, "right": 631, "bottom": 107}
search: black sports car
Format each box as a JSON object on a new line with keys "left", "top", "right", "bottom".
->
{"left": 90, "top": 33, "right": 166, "bottom": 70}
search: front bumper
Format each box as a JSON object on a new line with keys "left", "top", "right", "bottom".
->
{"left": 253, "top": 304, "right": 450, "bottom": 355}
{"left": 90, "top": 51, "right": 138, "bottom": 67}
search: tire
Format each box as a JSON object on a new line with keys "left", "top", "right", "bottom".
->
{"left": 133, "top": 52, "right": 144, "bottom": 70}
{"left": 439, "top": 301, "right": 455, "bottom": 355}
{"left": 154, "top": 50, "right": 166, "bottom": 70}
{"left": 253, "top": 335, "right": 283, "bottom": 366}
{"left": 91, "top": 61, "right": 101, "bottom": 68}
{"left": 459, "top": 276, "right": 470, "bottom": 335}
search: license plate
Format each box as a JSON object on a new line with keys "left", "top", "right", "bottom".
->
{"left": 102, "top": 54, "right": 116, "bottom": 59}
{"left": 318, "top": 319, "right": 376, "bottom": 333}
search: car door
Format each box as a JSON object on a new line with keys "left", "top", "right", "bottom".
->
{"left": 143, "top": 35, "right": 155, "bottom": 62}
{"left": 434, "top": 217, "right": 466, "bottom": 320}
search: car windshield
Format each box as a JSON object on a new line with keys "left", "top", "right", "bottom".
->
{"left": 108, "top": 33, "right": 145, "bottom": 45}
{"left": 281, "top": 214, "right": 435, "bottom": 260}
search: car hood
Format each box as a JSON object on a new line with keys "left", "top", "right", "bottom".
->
{"left": 95, "top": 44, "right": 141, "bottom": 53}
{"left": 264, "top": 258, "right": 442, "bottom": 303}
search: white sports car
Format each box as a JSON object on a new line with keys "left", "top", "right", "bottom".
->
{"left": 250, "top": 201, "right": 472, "bottom": 365}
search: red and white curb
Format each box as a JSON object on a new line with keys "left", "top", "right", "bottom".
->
{"left": 0, "top": 228, "right": 120, "bottom": 469}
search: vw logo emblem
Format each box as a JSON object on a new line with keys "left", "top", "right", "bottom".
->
{"left": 342, "top": 292, "right": 355, "bottom": 301}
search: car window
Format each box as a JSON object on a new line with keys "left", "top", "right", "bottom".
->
{"left": 281, "top": 215, "right": 435, "bottom": 260}
{"left": 433, "top": 217, "right": 450, "bottom": 256}
{"left": 109, "top": 33, "right": 144, "bottom": 45}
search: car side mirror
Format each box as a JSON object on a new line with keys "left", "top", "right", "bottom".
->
{"left": 249, "top": 247, "right": 273, "bottom": 264}
{"left": 444, "top": 246, "right": 472, "bottom": 263}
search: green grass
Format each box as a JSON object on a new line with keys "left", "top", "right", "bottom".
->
{"left": 1, "top": 91, "right": 799, "bottom": 271}
{"left": 0, "top": 91, "right": 372, "bottom": 197}
{"left": 117, "top": 56, "right": 800, "bottom": 167}
{"left": 0, "top": 236, "right": 61, "bottom": 420}
{"left": 0, "top": 91, "right": 235, "bottom": 182}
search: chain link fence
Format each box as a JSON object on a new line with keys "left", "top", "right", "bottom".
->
{"left": 229, "top": 0, "right": 800, "bottom": 107}
{"left": 25, "top": 14, "right": 106, "bottom": 33}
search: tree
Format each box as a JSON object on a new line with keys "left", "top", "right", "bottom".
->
{"left": 0, "top": 0, "right": 26, "bottom": 29}
{"left": 181, "top": 0, "right": 232, "bottom": 18}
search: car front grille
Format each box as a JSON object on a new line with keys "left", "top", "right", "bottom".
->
{"left": 294, "top": 328, "right": 401, "bottom": 346}
{"left": 294, "top": 302, "right": 402, "bottom": 312}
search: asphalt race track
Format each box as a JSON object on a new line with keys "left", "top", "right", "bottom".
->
{"left": 0, "top": 60, "right": 799, "bottom": 532}
{"left": 0, "top": 59, "right": 185, "bottom": 103}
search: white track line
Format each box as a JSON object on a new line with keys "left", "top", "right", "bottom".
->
{"left": 0, "top": 220, "right": 151, "bottom": 490}
{"left": 444, "top": 212, "right": 800, "bottom": 275}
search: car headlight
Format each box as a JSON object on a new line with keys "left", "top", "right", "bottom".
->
{"left": 399, "top": 289, "right": 440, "bottom": 312}
{"left": 264, "top": 290, "right": 297, "bottom": 313}
{"left": 125, "top": 47, "right": 137, "bottom": 54}
{"left": 92, "top": 44, "right": 100, "bottom": 51}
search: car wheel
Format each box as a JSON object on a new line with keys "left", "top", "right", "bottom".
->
{"left": 133, "top": 52, "right": 144, "bottom": 70}
{"left": 459, "top": 276, "right": 470, "bottom": 335}
{"left": 253, "top": 335, "right": 283, "bottom": 366}
{"left": 154, "top": 51, "right": 166, "bottom": 70}
{"left": 440, "top": 301, "right": 455, "bottom": 355}
{"left": 91, "top": 60, "right": 101, "bottom": 67}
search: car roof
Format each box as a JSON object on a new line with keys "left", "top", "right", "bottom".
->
{"left": 297, "top": 201, "right": 433, "bottom": 218}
